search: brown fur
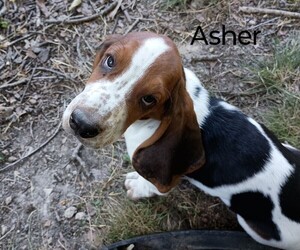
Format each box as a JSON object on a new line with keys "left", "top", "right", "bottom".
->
{"left": 130, "top": 66, "right": 206, "bottom": 193}
{"left": 88, "top": 32, "right": 206, "bottom": 192}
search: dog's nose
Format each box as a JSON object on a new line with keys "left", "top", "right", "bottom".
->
{"left": 69, "top": 109, "right": 100, "bottom": 138}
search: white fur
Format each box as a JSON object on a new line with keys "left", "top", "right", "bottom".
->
{"left": 184, "top": 68, "right": 210, "bottom": 126}
{"left": 63, "top": 37, "right": 169, "bottom": 146}
{"left": 124, "top": 119, "right": 160, "bottom": 160}
{"left": 124, "top": 119, "right": 165, "bottom": 198}
{"left": 125, "top": 171, "right": 165, "bottom": 200}
{"left": 219, "top": 101, "right": 239, "bottom": 111}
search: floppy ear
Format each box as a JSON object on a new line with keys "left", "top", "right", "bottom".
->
{"left": 132, "top": 75, "right": 206, "bottom": 193}
{"left": 92, "top": 34, "right": 122, "bottom": 70}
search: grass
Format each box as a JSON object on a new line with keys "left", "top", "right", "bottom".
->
{"left": 104, "top": 198, "right": 169, "bottom": 242}
{"left": 0, "top": 18, "right": 9, "bottom": 29}
{"left": 250, "top": 35, "right": 300, "bottom": 147}
{"left": 253, "top": 38, "right": 300, "bottom": 95}
{"left": 86, "top": 165, "right": 237, "bottom": 246}
{"left": 265, "top": 98, "right": 300, "bottom": 148}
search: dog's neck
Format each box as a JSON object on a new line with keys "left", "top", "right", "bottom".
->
{"left": 184, "top": 68, "right": 211, "bottom": 127}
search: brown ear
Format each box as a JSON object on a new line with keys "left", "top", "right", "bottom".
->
{"left": 132, "top": 77, "right": 205, "bottom": 193}
{"left": 92, "top": 34, "right": 123, "bottom": 70}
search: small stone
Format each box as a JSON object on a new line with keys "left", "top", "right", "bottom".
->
{"left": 48, "top": 237, "right": 53, "bottom": 244}
{"left": 249, "top": 20, "right": 256, "bottom": 25}
{"left": 7, "top": 156, "right": 17, "bottom": 162}
{"left": 209, "top": 47, "right": 214, "bottom": 53}
{"left": 44, "top": 220, "right": 52, "bottom": 227}
{"left": 86, "top": 203, "right": 96, "bottom": 217}
{"left": 1, "top": 225, "right": 8, "bottom": 235}
{"left": 75, "top": 212, "right": 87, "bottom": 220}
{"left": 64, "top": 206, "right": 77, "bottom": 219}
{"left": 43, "top": 188, "right": 53, "bottom": 197}
{"left": 5, "top": 196, "right": 12, "bottom": 205}
{"left": 29, "top": 99, "right": 37, "bottom": 105}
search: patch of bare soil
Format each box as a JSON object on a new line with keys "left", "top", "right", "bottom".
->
{"left": 1, "top": 0, "right": 299, "bottom": 249}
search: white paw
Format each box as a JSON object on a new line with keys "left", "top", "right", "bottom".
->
{"left": 125, "top": 171, "right": 163, "bottom": 200}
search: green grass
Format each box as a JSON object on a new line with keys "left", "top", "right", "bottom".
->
{"left": 85, "top": 162, "right": 236, "bottom": 246}
{"left": 265, "top": 98, "right": 300, "bottom": 148}
{"left": 104, "top": 198, "right": 169, "bottom": 243}
{"left": 0, "top": 18, "right": 9, "bottom": 29}
{"left": 253, "top": 38, "right": 300, "bottom": 95}
{"left": 250, "top": 35, "right": 300, "bottom": 147}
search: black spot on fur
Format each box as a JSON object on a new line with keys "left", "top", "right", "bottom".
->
{"left": 260, "top": 125, "right": 300, "bottom": 223}
{"left": 230, "top": 192, "right": 281, "bottom": 241}
{"left": 194, "top": 86, "right": 201, "bottom": 97}
{"left": 188, "top": 97, "right": 271, "bottom": 187}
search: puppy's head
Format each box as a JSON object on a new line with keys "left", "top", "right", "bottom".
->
{"left": 63, "top": 32, "right": 205, "bottom": 191}
{"left": 63, "top": 32, "right": 184, "bottom": 147}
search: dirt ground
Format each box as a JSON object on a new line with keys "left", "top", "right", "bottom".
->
{"left": 1, "top": 0, "right": 300, "bottom": 249}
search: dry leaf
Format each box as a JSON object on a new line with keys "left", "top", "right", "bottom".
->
{"left": 36, "top": 0, "right": 50, "bottom": 17}
{"left": 69, "top": 0, "right": 82, "bottom": 11}
{"left": 38, "top": 48, "right": 50, "bottom": 63}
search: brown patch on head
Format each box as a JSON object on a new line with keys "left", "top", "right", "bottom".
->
{"left": 123, "top": 34, "right": 184, "bottom": 126}
{"left": 88, "top": 32, "right": 167, "bottom": 85}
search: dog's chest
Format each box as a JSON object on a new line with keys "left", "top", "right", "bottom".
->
{"left": 124, "top": 119, "right": 160, "bottom": 160}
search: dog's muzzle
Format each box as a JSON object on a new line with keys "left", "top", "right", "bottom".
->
{"left": 69, "top": 108, "right": 102, "bottom": 139}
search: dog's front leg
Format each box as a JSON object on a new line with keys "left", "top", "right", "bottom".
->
{"left": 125, "top": 171, "right": 166, "bottom": 200}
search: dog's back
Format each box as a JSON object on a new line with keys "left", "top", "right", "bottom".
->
{"left": 184, "top": 68, "right": 300, "bottom": 249}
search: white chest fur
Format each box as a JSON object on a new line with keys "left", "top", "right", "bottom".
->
{"left": 124, "top": 119, "right": 160, "bottom": 160}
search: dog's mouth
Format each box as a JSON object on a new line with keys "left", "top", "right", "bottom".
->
{"left": 75, "top": 136, "right": 111, "bottom": 148}
{"left": 64, "top": 121, "right": 119, "bottom": 148}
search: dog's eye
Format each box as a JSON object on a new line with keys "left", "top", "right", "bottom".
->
{"left": 104, "top": 55, "right": 115, "bottom": 69}
{"left": 141, "top": 95, "right": 156, "bottom": 106}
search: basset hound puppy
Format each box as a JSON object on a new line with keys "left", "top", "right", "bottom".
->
{"left": 62, "top": 32, "right": 300, "bottom": 249}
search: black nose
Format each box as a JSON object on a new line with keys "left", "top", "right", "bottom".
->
{"left": 69, "top": 109, "right": 100, "bottom": 138}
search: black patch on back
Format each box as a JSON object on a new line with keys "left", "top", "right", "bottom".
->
{"left": 188, "top": 97, "right": 271, "bottom": 187}
{"left": 230, "top": 192, "right": 281, "bottom": 241}
{"left": 194, "top": 86, "right": 201, "bottom": 98}
{"left": 260, "top": 125, "right": 300, "bottom": 223}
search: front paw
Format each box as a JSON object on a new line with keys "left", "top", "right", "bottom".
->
{"left": 124, "top": 171, "right": 159, "bottom": 200}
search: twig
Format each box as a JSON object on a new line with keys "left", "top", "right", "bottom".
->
{"left": 125, "top": 18, "right": 140, "bottom": 35}
{"left": 20, "top": 63, "right": 37, "bottom": 103}
{"left": 0, "top": 225, "right": 15, "bottom": 241}
{"left": 76, "top": 37, "right": 84, "bottom": 63}
{"left": 0, "top": 78, "right": 29, "bottom": 90}
{"left": 0, "top": 33, "right": 36, "bottom": 49}
{"left": 35, "top": 67, "right": 78, "bottom": 83}
{"left": 72, "top": 144, "right": 83, "bottom": 160}
{"left": 0, "top": 26, "right": 53, "bottom": 49}
{"left": 239, "top": 6, "right": 300, "bottom": 19}
{"left": 249, "top": 17, "right": 280, "bottom": 30}
{"left": 121, "top": 5, "right": 132, "bottom": 24}
{"left": 108, "top": 0, "right": 123, "bottom": 20}
{"left": 0, "top": 122, "right": 62, "bottom": 172}
{"left": 71, "top": 144, "right": 91, "bottom": 179}
{"left": 45, "top": 2, "right": 118, "bottom": 24}
{"left": 191, "top": 54, "right": 223, "bottom": 62}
